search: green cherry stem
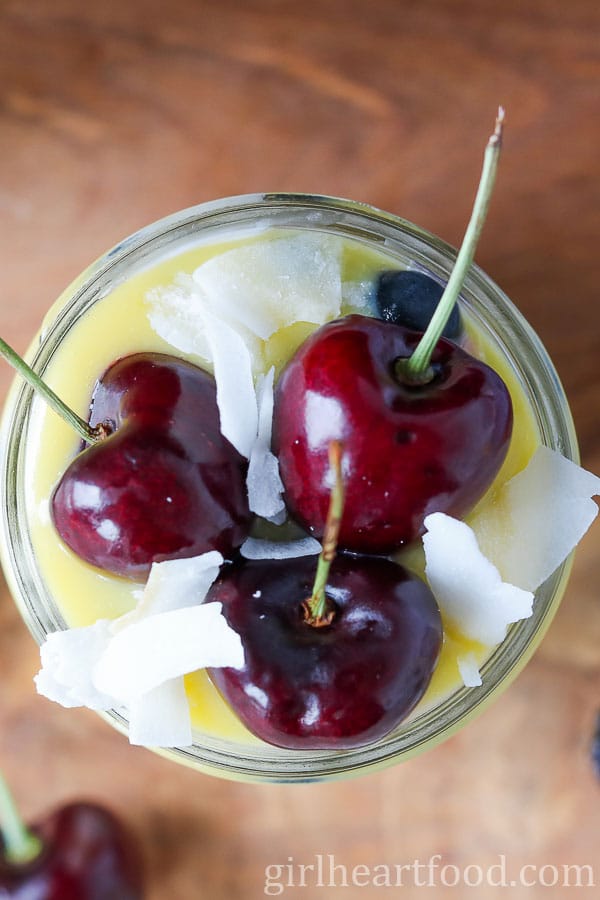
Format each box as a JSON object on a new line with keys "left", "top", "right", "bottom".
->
{"left": 0, "top": 770, "right": 43, "bottom": 865}
{"left": 398, "top": 106, "right": 505, "bottom": 385}
{"left": 302, "top": 440, "right": 345, "bottom": 627}
{"left": 0, "top": 336, "right": 109, "bottom": 444}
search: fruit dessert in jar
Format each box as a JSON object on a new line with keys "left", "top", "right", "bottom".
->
{"left": 1, "top": 113, "right": 598, "bottom": 782}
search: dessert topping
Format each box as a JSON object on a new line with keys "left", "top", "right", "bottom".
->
{"left": 423, "top": 512, "right": 534, "bottom": 646}
{"left": 375, "top": 269, "right": 463, "bottom": 339}
{"left": 240, "top": 536, "right": 322, "bottom": 560}
{"left": 424, "top": 446, "right": 600, "bottom": 687}
{"left": 246, "top": 367, "right": 286, "bottom": 520}
{"left": 457, "top": 653, "right": 483, "bottom": 688}
{"left": 470, "top": 445, "right": 600, "bottom": 591}
{"left": 191, "top": 232, "right": 343, "bottom": 340}
{"left": 35, "top": 552, "right": 244, "bottom": 747}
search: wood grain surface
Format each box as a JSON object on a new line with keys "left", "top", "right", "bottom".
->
{"left": 1, "top": 1, "right": 599, "bottom": 897}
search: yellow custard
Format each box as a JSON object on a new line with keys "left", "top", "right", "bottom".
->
{"left": 24, "top": 228, "right": 540, "bottom": 744}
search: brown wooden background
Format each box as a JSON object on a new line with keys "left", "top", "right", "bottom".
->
{"left": 1, "top": 1, "right": 599, "bottom": 897}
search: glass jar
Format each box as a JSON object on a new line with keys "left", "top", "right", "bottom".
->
{"left": 0, "top": 194, "right": 578, "bottom": 783}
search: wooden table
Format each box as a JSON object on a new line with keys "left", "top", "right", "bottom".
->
{"left": 1, "top": 1, "right": 599, "bottom": 897}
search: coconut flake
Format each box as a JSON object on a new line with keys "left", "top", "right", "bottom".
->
{"left": 35, "top": 620, "right": 118, "bottom": 710}
{"left": 457, "top": 653, "right": 483, "bottom": 688}
{"left": 123, "top": 551, "right": 223, "bottom": 625}
{"left": 241, "top": 536, "right": 322, "bottom": 560}
{"left": 35, "top": 552, "right": 239, "bottom": 748}
{"left": 93, "top": 603, "right": 244, "bottom": 704}
{"left": 192, "top": 233, "right": 342, "bottom": 340}
{"left": 247, "top": 445, "right": 285, "bottom": 518}
{"left": 471, "top": 447, "right": 600, "bottom": 591}
{"left": 342, "top": 280, "right": 374, "bottom": 310}
{"left": 146, "top": 272, "right": 264, "bottom": 373}
{"left": 266, "top": 507, "right": 288, "bottom": 525}
{"left": 423, "top": 512, "right": 534, "bottom": 646}
{"left": 120, "top": 553, "right": 226, "bottom": 745}
{"left": 147, "top": 274, "right": 212, "bottom": 361}
{"left": 247, "top": 368, "right": 285, "bottom": 518}
{"left": 128, "top": 678, "right": 193, "bottom": 748}
{"left": 200, "top": 309, "right": 258, "bottom": 458}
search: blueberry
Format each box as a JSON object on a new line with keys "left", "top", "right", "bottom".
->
{"left": 592, "top": 712, "right": 600, "bottom": 778}
{"left": 375, "top": 270, "right": 462, "bottom": 339}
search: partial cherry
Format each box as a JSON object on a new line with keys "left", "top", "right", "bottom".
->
{"left": 0, "top": 772, "right": 143, "bottom": 899}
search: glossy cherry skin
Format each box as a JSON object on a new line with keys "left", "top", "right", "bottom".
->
{"left": 52, "top": 354, "right": 252, "bottom": 580}
{"left": 207, "top": 555, "right": 442, "bottom": 749}
{"left": 273, "top": 314, "right": 513, "bottom": 554}
{"left": 0, "top": 802, "right": 144, "bottom": 899}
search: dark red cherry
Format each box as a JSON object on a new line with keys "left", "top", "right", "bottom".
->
{"left": 0, "top": 802, "right": 144, "bottom": 899}
{"left": 207, "top": 555, "right": 442, "bottom": 749}
{"left": 52, "top": 353, "right": 252, "bottom": 579}
{"left": 272, "top": 314, "right": 512, "bottom": 553}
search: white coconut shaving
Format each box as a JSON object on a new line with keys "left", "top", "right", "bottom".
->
{"left": 34, "top": 620, "right": 118, "bottom": 710}
{"left": 247, "top": 367, "right": 285, "bottom": 519}
{"left": 342, "top": 279, "right": 374, "bottom": 310}
{"left": 146, "top": 272, "right": 264, "bottom": 373}
{"left": 201, "top": 309, "right": 258, "bottom": 459}
{"left": 149, "top": 279, "right": 263, "bottom": 460}
{"left": 192, "top": 233, "right": 343, "bottom": 340}
{"left": 93, "top": 603, "right": 244, "bottom": 704}
{"left": 423, "top": 512, "right": 534, "bottom": 647}
{"left": 35, "top": 551, "right": 241, "bottom": 748}
{"left": 266, "top": 507, "right": 288, "bottom": 526}
{"left": 427, "top": 450, "right": 600, "bottom": 688}
{"left": 123, "top": 551, "right": 224, "bottom": 625}
{"left": 147, "top": 273, "right": 212, "bottom": 361}
{"left": 457, "top": 653, "right": 483, "bottom": 688}
{"left": 128, "top": 678, "right": 193, "bottom": 748}
{"left": 471, "top": 446, "right": 600, "bottom": 592}
{"left": 240, "top": 536, "right": 322, "bottom": 560}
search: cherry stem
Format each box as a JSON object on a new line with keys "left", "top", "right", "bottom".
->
{"left": 303, "top": 440, "right": 345, "bottom": 627}
{"left": 398, "top": 106, "right": 505, "bottom": 384}
{"left": 0, "top": 336, "right": 108, "bottom": 444}
{"left": 0, "top": 770, "right": 43, "bottom": 865}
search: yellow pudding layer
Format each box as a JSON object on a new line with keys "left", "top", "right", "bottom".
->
{"left": 24, "top": 229, "right": 540, "bottom": 743}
